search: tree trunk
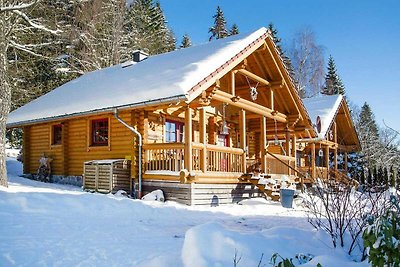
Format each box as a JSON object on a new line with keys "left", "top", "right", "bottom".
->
{"left": 0, "top": 14, "right": 10, "bottom": 187}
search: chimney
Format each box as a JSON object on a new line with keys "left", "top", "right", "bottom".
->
{"left": 132, "top": 50, "right": 149, "bottom": 62}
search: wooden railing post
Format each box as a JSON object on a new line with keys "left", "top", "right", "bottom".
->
{"left": 185, "top": 106, "right": 193, "bottom": 172}
{"left": 261, "top": 116, "right": 267, "bottom": 173}
{"left": 199, "top": 108, "right": 207, "bottom": 172}
{"left": 239, "top": 109, "right": 246, "bottom": 171}
{"left": 344, "top": 152, "right": 348, "bottom": 173}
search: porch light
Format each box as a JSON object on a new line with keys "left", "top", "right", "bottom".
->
{"left": 319, "top": 149, "right": 324, "bottom": 157}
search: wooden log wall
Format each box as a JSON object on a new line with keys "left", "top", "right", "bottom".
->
{"left": 24, "top": 111, "right": 134, "bottom": 176}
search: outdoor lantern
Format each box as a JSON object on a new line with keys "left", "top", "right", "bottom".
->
{"left": 319, "top": 148, "right": 324, "bottom": 157}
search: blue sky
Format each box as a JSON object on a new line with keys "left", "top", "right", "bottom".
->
{"left": 160, "top": 0, "right": 400, "bottom": 132}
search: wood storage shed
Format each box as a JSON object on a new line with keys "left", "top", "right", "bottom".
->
{"left": 83, "top": 159, "right": 131, "bottom": 194}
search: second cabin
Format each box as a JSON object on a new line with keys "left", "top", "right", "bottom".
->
{"left": 8, "top": 28, "right": 320, "bottom": 205}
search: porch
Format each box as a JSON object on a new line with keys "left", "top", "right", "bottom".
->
{"left": 143, "top": 142, "right": 297, "bottom": 184}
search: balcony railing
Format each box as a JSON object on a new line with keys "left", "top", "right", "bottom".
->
{"left": 144, "top": 142, "right": 245, "bottom": 173}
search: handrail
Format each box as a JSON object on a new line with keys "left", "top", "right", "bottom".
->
{"left": 192, "top": 142, "right": 244, "bottom": 154}
{"left": 143, "top": 143, "right": 184, "bottom": 149}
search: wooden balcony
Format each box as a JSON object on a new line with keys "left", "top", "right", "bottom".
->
{"left": 143, "top": 142, "right": 295, "bottom": 183}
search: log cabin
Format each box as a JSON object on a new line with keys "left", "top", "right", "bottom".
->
{"left": 298, "top": 94, "right": 361, "bottom": 184}
{"left": 7, "top": 27, "right": 318, "bottom": 205}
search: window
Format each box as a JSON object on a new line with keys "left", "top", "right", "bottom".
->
{"left": 165, "top": 120, "right": 184, "bottom": 143}
{"left": 52, "top": 124, "right": 62, "bottom": 145}
{"left": 91, "top": 118, "right": 109, "bottom": 146}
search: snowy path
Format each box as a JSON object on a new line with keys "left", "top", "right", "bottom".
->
{"left": 0, "top": 158, "right": 368, "bottom": 266}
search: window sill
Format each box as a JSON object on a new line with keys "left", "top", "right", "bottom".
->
{"left": 87, "top": 145, "right": 111, "bottom": 152}
{"left": 50, "top": 144, "right": 62, "bottom": 149}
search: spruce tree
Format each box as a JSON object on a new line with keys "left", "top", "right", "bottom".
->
{"left": 321, "top": 55, "right": 345, "bottom": 95}
{"left": 383, "top": 166, "right": 389, "bottom": 188}
{"left": 358, "top": 102, "right": 380, "bottom": 168}
{"left": 373, "top": 166, "right": 378, "bottom": 186}
{"left": 229, "top": 24, "right": 239, "bottom": 36}
{"left": 360, "top": 168, "right": 366, "bottom": 184}
{"left": 125, "top": 0, "right": 175, "bottom": 55}
{"left": 180, "top": 34, "right": 192, "bottom": 48}
{"left": 389, "top": 166, "right": 395, "bottom": 187}
{"left": 209, "top": 6, "right": 229, "bottom": 40}
{"left": 367, "top": 168, "right": 373, "bottom": 185}
{"left": 268, "top": 23, "right": 294, "bottom": 77}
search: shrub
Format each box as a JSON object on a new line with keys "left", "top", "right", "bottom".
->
{"left": 363, "top": 195, "right": 400, "bottom": 267}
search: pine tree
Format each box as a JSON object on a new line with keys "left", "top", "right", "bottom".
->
{"left": 180, "top": 34, "right": 192, "bottom": 48}
{"left": 229, "top": 24, "right": 239, "bottom": 36}
{"left": 209, "top": 6, "right": 228, "bottom": 41}
{"left": 360, "top": 168, "right": 366, "bottom": 184}
{"left": 383, "top": 166, "right": 389, "bottom": 188}
{"left": 367, "top": 168, "right": 373, "bottom": 185}
{"left": 373, "top": 166, "right": 378, "bottom": 186}
{"left": 389, "top": 166, "right": 395, "bottom": 187}
{"left": 267, "top": 23, "right": 294, "bottom": 77}
{"left": 125, "top": 0, "right": 175, "bottom": 55}
{"left": 358, "top": 102, "right": 380, "bottom": 168}
{"left": 321, "top": 55, "right": 345, "bottom": 95}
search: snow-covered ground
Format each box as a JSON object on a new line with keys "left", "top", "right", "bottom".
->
{"left": 0, "top": 155, "right": 369, "bottom": 267}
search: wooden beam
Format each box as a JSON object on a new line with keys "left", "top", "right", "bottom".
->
{"left": 237, "top": 68, "right": 270, "bottom": 86}
{"left": 239, "top": 109, "right": 247, "bottom": 171}
{"left": 261, "top": 116, "right": 267, "bottom": 173}
{"left": 184, "top": 107, "right": 193, "bottom": 172}
{"left": 270, "top": 88, "right": 274, "bottom": 111}
{"left": 199, "top": 108, "right": 207, "bottom": 173}
{"left": 285, "top": 128, "right": 291, "bottom": 175}
{"left": 231, "top": 71, "right": 236, "bottom": 96}
{"left": 211, "top": 89, "right": 287, "bottom": 123}
{"left": 325, "top": 146, "right": 330, "bottom": 171}
{"left": 344, "top": 152, "right": 348, "bottom": 174}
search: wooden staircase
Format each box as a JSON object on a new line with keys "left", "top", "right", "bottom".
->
{"left": 246, "top": 174, "right": 281, "bottom": 201}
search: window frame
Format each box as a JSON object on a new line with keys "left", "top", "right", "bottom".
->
{"left": 90, "top": 118, "right": 109, "bottom": 147}
{"left": 51, "top": 123, "right": 63, "bottom": 146}
{"left": 165, "top": 119, "right": 184, "bottom": 143}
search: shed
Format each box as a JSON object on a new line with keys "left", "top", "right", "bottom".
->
{"left": 83, "top": 159, "right": 131, "bottom": 194}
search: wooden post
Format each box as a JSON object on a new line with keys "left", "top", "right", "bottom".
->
{"left": 231, "top": 71, "right": 235, "bottom": 96}
{"left": 344, "top": 152, "right": 348, "bottom": 174}
{"left": 23, "top": 126, "right": 31, "bottom": 174}
{"left": 311, "top": 143, "right": 316, "bottom": 180}
{"left": 270, "top": 88, "right": 274, "bottom": 111}
{"left": 285, "top": 127, "right": 291, "bottom": 175}
{"left": 334, "top": 148, "right": 338, "bottom": 172}
{"left": 239, "top": 109, "right": 247, "bottom": 171}
{"left": 199, "top": 108, "right": 207, "bottom": 173}
{"left": 325, "top": 146, "right": 330, "bottom": 174}
{"left": 292, "top": 134, "right": 297, "bottom": 172}
{"left": 184, "top": 107, "right": 193, "bottom": 172}
{"left": 261, "top": 116, "right": 267, "bottom": 173}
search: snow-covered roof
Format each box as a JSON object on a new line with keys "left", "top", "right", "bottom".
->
{"left": 301, "top": 94, "right": 343, "bottom": 139}
{"left": 7, "top": 28, "right": 268, "bottom": 127}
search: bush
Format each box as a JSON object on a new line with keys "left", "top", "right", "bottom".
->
{"left": 363, "top": 195, "right": 400, "bottom": 267}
